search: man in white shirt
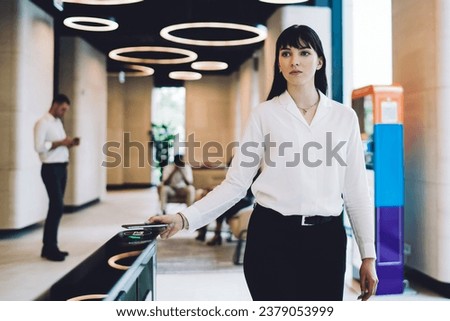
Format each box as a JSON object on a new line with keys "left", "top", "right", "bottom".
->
{"left": 158, "top": 154, "right": 195, "bottom": 214}
{"left": 34, "top": 94, "right": 79, "bottom": 262}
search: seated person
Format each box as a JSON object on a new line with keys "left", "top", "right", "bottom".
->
{"left": 196, "top": 186, "right": 255, "bottom": 245}
{"left": 158, "top": 154, "right": 195, "bottom": 214}
{"left": 196, "top": 167, "right": 260, "bottom": 245}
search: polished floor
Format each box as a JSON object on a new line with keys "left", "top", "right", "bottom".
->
{"left": 0, "top": 188, "right": 447, "bottom": 301}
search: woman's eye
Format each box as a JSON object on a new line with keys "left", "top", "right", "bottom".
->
{"left": 300, "top": 51, "right": 311, "bottom": 56}
{"left": 280, "top": 51, "right": 290, "bottom": 57}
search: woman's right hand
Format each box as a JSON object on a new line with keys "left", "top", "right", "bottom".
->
{"left": 147, "top": 213, "right": 183, "bottom": 239}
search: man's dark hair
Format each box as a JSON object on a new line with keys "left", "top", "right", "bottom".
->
{"left": 52, "top": 94, "right": 71, "bottom": 105}
{"left": 174, "top": 154, "right": 184, "bottom": 166}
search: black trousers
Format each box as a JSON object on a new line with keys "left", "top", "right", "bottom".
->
{"left": 41, "top": 163, "right": 68, "bottom": 250}
{"left": 243, "top": 204, "right": 347, "bottom": 301}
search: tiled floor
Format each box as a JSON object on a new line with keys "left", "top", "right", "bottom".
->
{"left": 0, "top": 188, "right": 447, "bottom": 301}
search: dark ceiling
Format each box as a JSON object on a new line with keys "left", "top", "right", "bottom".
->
{"left": 31, "top": 0, "right": 314, "bottom": 86}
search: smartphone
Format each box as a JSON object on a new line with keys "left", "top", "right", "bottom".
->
{"left": 121, "top": 223, "right": 168, "bottom": 230}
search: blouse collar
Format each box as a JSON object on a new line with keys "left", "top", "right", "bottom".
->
{"left": 278, "top": 90, "right": 331, "bottom": 127}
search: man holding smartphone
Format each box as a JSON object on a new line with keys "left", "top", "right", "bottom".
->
{"left": 34, "top": 94, "right": 80, "bottom": 261}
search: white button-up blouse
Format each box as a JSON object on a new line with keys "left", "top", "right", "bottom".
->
{"left": 182, "top": 90, "right": 376, "bottom": 259}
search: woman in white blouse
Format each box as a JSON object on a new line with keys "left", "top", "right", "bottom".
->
{"left": 149, "top": 25, "right": 378, "bottom": 301}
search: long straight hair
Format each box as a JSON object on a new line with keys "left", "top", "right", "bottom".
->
{"left": 266, "top": 25, "right": 328, "bottom": 101}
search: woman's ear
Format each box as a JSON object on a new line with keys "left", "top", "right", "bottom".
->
{"left": 317, "top": 57, "right": 324, "bottom": 70}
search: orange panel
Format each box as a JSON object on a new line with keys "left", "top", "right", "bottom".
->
{"left": 352, "top": 84, "right": 403, "bottom": 125}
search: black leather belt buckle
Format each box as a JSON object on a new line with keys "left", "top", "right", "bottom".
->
{"left": 301, "top": 215, "right": 334, "bottom": 226}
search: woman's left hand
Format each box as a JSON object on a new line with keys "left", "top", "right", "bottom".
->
{"left": 358, "top": 258, "right": 378, "bottom": 301}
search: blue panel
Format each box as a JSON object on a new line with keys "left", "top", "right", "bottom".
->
{"left": 373, "top": 124, "right": 404, "bottom": 207}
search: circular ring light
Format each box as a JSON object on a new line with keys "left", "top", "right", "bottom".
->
{"left": 191, "top": 61, "right": 228, "bottom": 71}
{"left": 169, "top": 71, "right": 202, "bottom": 81}
{"left": 108, "top": 250, "right": 142, "bottom": 271}
{"left": 109, "top": 46, "right": 198, "bottom": 64}
{"left": 259, "top": 0, "right": 308, "bottom": 3}
{"left": 63, "top": 0, "right": 143, "bottom": 5}
{"left": 67, "top": 294, "right": 108, "bottom": 301}
{"left": 109, "top": 64, "right": 154, "bottom": 77}
{"left": 64, "top": 17, "right": 118, "bottom": 32}
{"left": 160, "top": 22, "right": 267, "bottom": 46}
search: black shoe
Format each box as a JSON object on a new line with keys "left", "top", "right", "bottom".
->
{"left": 41, "top": 248, "right": 66, "bottom": 262}
{"left": 207, "top": 235, "right": 222, "bottom": 246}
{"left": 195, "top": 227, "right": 207, "bottom": 241}
{"left": 195, "top": 233, "right": 206, "bottom": 242}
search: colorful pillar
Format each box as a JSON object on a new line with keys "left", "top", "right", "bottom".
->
{"left": 352, "top": 84, "right": 404, "bottom": 295}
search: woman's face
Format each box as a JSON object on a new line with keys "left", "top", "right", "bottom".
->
{"left": 278, "top": 42, "right": 323, "bottom": 89}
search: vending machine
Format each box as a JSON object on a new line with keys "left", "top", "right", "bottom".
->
{"left": 351, "top": 84, "right": 404, "bottom": 295}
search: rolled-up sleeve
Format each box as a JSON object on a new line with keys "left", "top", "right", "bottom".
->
{"left": 34, "top": 120, "right": 51, "bottom": 154}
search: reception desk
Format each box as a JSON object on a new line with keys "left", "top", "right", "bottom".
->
{"left": 36, "top": 231, "right": 158, "bottom": 301}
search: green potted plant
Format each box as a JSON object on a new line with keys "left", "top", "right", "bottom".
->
{"left": 150, "top": 123, "right": 176, "bottom": 182}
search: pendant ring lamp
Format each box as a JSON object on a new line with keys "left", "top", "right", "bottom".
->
{"left": 191, "top": 61, "right": 228, "bottom": 71}
{"left": 259, "top": 0, "right": 308, "bottom": 3}
{"left": 63, "top": 0, "right": 143, "bottom": 5}
{"left": 64, "top": 17, "right": 118, "bottom": 32}
{"left": 109, "top": 64, "right": 154, "bottom": 77}
{"left": 109, "top": 46, "right": 198, "bottom": 64}
{"left": 169, "top": 71, "right": 202, "bottom": 81}
{"left": 160, "top": 22, "right": 267, "bottom": 46}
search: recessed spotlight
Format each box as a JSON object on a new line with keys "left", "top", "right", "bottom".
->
{"left": 169, "top": 71, "right": 202, "bottom": 81}
{"left": 63, "top": 16, "right": 118, "bottom": 32}
{"left": 109, "top": 46, "right": 198, "bottom": 64}
{"left": 191, "top": 61, "right": 228, "bottom": 71}
{"left": 160, "top": 22, "right": 267, "bottom": 46}
{"left": 259, "top": 0, "right": 308, "bottom": 3}
{"left": 63, "top": 0, "right": 143, "bottom": 5}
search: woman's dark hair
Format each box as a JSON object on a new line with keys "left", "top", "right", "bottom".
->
{"left": 266, "top": 25, "right": 328, "bottom": 100}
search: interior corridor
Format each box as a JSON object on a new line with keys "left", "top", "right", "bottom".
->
{"left": 0, "top": 188, "right": 446, "bottom": 301}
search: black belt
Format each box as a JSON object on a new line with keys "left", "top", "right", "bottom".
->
{"left": 255, "top": 204, "right": 341, "bottom": 227}
{"left": 299, "top": 215, "right": 339, "bottom": 226}
{"left": 42, "top": 162, "right": 68, "bottom": 167}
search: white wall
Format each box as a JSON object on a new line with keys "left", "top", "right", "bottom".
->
{"left": 106, "top": 76, "right": 125, "bottom": 185}
{"left": 59, "top": 37, "right": 107, "bottom": 206}
{"left": 106, "top": 76, "right": 153, "bottom": 186}
{"left": 185, "top": 75, "right": 233, "bottom": 167}
{"left": 393, "top": 0, "right": 450, "bottom": 282}
{"left": 0, "top": 0, "right": 53, "bottom": 228}
{"left": 351, "top": 0, "right": 392, "bottom": 90}
{"left": 123, "top": 77, "right": 152, "bottom": 184}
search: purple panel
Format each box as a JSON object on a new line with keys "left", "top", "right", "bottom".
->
{"left": 375, "top": 206, "right": 404, "bottom": 295}
{"left": 376, "top": 265, "right": 404, "bottom": 295}
{"left": 377, "top": 207, "right": 403, "bottom": 263}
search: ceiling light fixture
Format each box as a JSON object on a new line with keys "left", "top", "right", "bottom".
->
{"left": 169, "top": 71, "right": 202, "bottom": 81}
{"left": 258, "top": 0, "right": 309, "bottom": 4}
{"left": 63, "top": 0, "right": 143, "bottom": 5}
{"left": 191, "top": 61, "right": 228, "bottom": 71}
{"left": 109, "top": 64, "right": 154, "bottom": 77}
{"left": 108, "top": 46, "right": 198, "bottom": 64}
{"left": 63, "top": 16, "right": 118, "bottom": 32}
{"left": 160, "top": 22, "right": 267, "bottom": 46}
